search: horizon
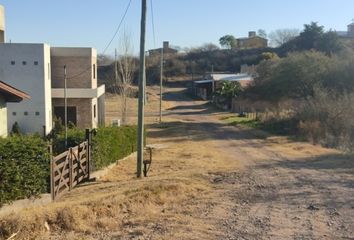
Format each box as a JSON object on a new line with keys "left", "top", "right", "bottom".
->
{"left": 0, "top": 0, "right": 354, "bottom": 56}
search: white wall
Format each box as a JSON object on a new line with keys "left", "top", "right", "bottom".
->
{"left": 0, "top": 96, "right": 7, "bottom": 137}
{"left": 0, "top": 43, "right": 52, "bottom": 135}
{"left": 0, "top": 5, "right": 5, "bottom": 43}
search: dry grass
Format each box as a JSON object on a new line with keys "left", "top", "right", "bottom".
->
{"left": 0, "top": 86, "right": 344, "bottom": 240}
{"left": 105, "top": 85, "right": 174, "bottom": 126}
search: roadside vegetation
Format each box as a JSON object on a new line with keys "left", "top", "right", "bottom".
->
{"left": 0, "top": 124, "right": 139, "bottom": 207}
{"left": 238, "top": 22, "right": 354, "bottom": 151}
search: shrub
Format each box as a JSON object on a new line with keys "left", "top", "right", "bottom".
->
{"left": 11, "top": 122, "right": 21, "bottom": 135}
{"left": 0, "top": 135, "right": 49, "bottom": 207}
{"left": 52, "top": 128, "right": 85, "bottom": 154}
{"left": 92, "top": 126, "right": 138, "bottom": 169}
{"left": 0, "top": 126, "right": 139, "bottom": 206}
{"left": 52, "top": 126, "right": 139, "bottom": 170}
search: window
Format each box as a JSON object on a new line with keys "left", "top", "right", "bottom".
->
{"left": 24, "top": 111, "right": 28, "bottom": 116}
{"left": 53, "top": 107, "right": 77, "bottom": 126}
{"left": 34, "top": 61, "right": 39, "bottom": 65}
{"left": 11, "top": 61, "right": 15, "bottom": 65}
{"left": 93, "top": 64, "right": 96, "bottom": 79}
{"left": 12, "top": 112, "right": 16, "bottom": 116}
{"left": 35, "top": 112, "right": 40, "bottom": 116}
{"left": 94, "top": 104, "right": 96, "bottom": 118}
{"left": 22, "top": 61, "right": 27, "bottom": 65}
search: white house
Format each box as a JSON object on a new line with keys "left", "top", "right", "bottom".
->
{"left": 0, "top": 81, "right": 30, "bottom": 137}
{"left": 0, "top": 43, "right": 53, "bottom": 135}
{"left": 0, "top": 4, "right": 105, "bottom": 136}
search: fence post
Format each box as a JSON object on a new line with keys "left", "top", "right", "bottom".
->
{"left": 85, "top": 129, "right": 91, "bottom": 180}
{"left": 69, "top": 148, "right": 73, "bottom": 191}
{"left": 48, "top": 145, "right": 54, "bottom": 201}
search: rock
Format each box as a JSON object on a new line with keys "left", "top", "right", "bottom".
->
{"left": 307, "top": 204, "right": 320, "bottom": 211}
{"left": 44, "top": 221, "right": 50, "bottom": 231}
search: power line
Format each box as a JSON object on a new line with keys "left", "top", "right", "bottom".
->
{"left": 55, "top": 0, "right": 133, "bottom": 80}
{"left": 102, "top": 0, "right": 133, "bottom": 54}
{"left": 150, "top": 0, "right": 156, "bottom": 48}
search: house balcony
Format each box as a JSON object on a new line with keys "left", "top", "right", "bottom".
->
{"left": 51, "top": 84, "right": 105, "bottom": 99}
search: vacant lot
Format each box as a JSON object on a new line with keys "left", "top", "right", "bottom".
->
{"left": 0, "top": 86, "right": 353, "bottom": 240}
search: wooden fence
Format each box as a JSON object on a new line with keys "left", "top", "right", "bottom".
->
{"left": 49, "top": 140, "right": 91, "bottom": 200}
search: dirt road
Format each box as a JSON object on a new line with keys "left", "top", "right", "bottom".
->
{"left": 158, "top": 88, "right": 354, "bottom": 239}
{"left": 1, "top": 87, "right": 353, "bottom": 239}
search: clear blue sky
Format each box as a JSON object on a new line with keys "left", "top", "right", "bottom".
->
{"left": 1, "top": 0, "right": 353, "bottom": 55}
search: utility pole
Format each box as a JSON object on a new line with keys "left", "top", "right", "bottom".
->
{"left": 137, "top": 0, "right": 147, "bottom": 178}
{"left": 211, "top": 64, "right": 215, "bottom": 102}
{"left": 64, "top": 65, "right": 68, "bottom": 148}
{"left": 159, "top": 46, "right": 163, "bottom": 123}
{"left": 114, "top": 48, "right": 118, "bottom": 84}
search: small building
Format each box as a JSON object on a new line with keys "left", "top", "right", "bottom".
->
{"left": 148, "top": 41, "right": 178, "bottom": 56}
{"left": 193, "top": 73, "right": 253, "bottom": 100}
{"left": 336, "top": 22, "right": 354, "bottom": 38}
{"left": 0, "top": 81, "right": 30, "bottom": 137}
{"left": 237, "top": 31, "right": 268, "bottom": 50}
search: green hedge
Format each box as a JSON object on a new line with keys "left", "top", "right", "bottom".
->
{"left": 52, "top": 126, "right": 139, "bottom": 170}
{"left": 0, "top": 135, "right": 49, "bottom": 207}
{"left": 92, "top": 126, "right": 138, "bottom": 169}
{"left": 0, "top": 126, "right": 139, "bottom": 206}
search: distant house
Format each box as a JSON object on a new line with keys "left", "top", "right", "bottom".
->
{"left": 51, "top": 47, "right": 105, "bottom": 129}
{"left": 237, "top": 31, "right": 268, "bottom": 50}
{"left": 335, "top": 22, "right": 354, "bottom": 39}
{"left": 0, "top": 81, "right": 29, "bottom": 137}
{"left": 148, "top": 41, "right": 178, "bottom": 56}
{"left": 193, "top": 73, "right": 253, "bottom": 100}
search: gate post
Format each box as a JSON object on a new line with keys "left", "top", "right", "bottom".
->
{"left": 85, "top": 129, "right": 91, "bottom": 180}
{"left": 48, "top": 145, "right": 54, "bottom": 201}
{"left": 69, "top": 148, "right": 73, "bottom": 190}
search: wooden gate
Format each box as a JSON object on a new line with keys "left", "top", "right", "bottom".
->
{"left": 50, "top": 141, "right": 90, "bottom": 200}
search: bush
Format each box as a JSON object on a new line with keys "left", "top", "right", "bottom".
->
{"left": 296, "top": 89, "right": 354, "bottom": 151}
{"left": 52, "top": 128, "right": 85, "bottom": 154}
{"left": 92, "top": 126, "right": 138, "bottom": 169}
{"left": 0, "top": 135, "right": 49, "bottom": 207}
{"left": 0, "top": 126, "right": 139, "bottom": 206}
{"left": 52, "top": 126, "right": 139, "bottom": 170}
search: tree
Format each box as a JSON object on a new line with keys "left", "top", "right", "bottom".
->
{"left": 97, "top": 54, "right": 114, "bottom": 66}
{"left": 269, "top": 28, "right": 300, "bottom": 47}
{"left": 257, "top": 29, "right": 267, "bottom": 39}
{"left": 297, "top": 22, "right": 324, "bottom": 50}
{"left": 11, "top": 122, "right": 21, "bottom": 135}
{"left": 316, "top": 31, "right": 343, "bottom": 55}
{"left": 199, "top": 43, "right": 220, "bottom": 52}
{"left": 261, "top": 52, "right": 279, "bottom": 61}
{"left": 217, "top": 81, "right": 243, "bottom": 102}
{"left": 219, "top": 35, "right": 237, "bottom": 49}
{"left": 252, "top": 51, "right": 331, "bottom": 101}
{"left": 115, "top": 32, "right": 136, "bottom": 124}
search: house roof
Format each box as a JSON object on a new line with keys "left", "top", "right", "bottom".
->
{"left": 195, "top": 73, "right": 254, "bottom": 86}
{"left": 237, "top": 36, "right": 267, "bottom": 41}
{"left": 211, "top": 73, "right": 253, "bottom": 81}
{"left": 0, "top": 81, "right": 30, "bottom": 102}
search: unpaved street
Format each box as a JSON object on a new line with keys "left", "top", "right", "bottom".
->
{"left": 160, "top": 88, "right": 354, "bottom": 239}
{"left": 0, "top": 86, "right": 353, "bottom": 240}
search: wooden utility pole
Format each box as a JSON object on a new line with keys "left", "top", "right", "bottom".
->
{"left": 159, "top": 46, "right": 163, "bottom": 123}
{"left": 114, "top": 48, "right": 118, "bottom": 83}
{"left": 211, "top": 64, "right": 215, "bottom": 93}
{"left": 64, "top": 65, "right": 68, "bottom": 148}
{"left": 137, "top": 0, "right": 147, "bottom": 178}
{"left": 211, "top": 64, "right": 215, "bottom": 102}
